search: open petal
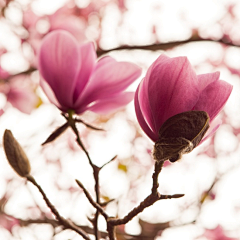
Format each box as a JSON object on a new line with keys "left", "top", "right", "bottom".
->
{"left": 193, "top": 80, "right": 233, "bottom": 121}
{"left": 38, "top": 30, "right": 80, "bottom": 108}
{"left": 83, "top": 92, "right": 134, "bottom": 115}
{"left": 197, "top": 71, "right": 220, "bottom": 91}
{"left": 40, "top": 78, "right": 61, "bottom": 109}
{"left": 134, "top": 55, "right": 170, "bottom": 134}
{"left": 73, "top": 42, "right": 97, "bottom": 102}
{"left": 134, "top": 86, "right": 158, "bottom": 142}
{"left": 76, "top": 56, "right": 142, "bottom": 107}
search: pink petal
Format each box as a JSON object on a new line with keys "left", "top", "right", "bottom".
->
{"left": 76, "top": 56, "right": 142, "bottom": 107}
{"left": 73, "top": 42, "right": 96, "bottom": 102}
{"left": 134, "top": 85, "right": 158, "bottom": 141}
{"left": 40, "top": 78, "right": 61, "bottom": 109}
{"left": 139, "top": 55, "right": 199, "bottom": 134}
{"left": 81, "top": 92, "right": 134, "bottom": 115}
{"left": 201, "top": 118, "right": 221, "bottom": 143}
{"left": 138, "top": 55, "right": 170, "bottom": 134}
{"left": 193, "top": 80, "right": 233, "bottom": 121}
{"left": 7, "top": 87, "right": 37, "bottom": 114}
{"left": 38, "top": 30, "right": 81, "bottom": 108}
{"left": 197, "top": 71, "right": 220, "bottom": 91}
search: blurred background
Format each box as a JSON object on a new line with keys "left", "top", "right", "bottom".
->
{"left": 0, "top": 0, "right": 240, "bottom": 239}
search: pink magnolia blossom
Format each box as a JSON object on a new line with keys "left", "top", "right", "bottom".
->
{"left": 135, "top": 54, "right": 232, "bottom": 143}
{"left": 38, "top": 30, "right": 141, "bottom": 115}
{"left": 203, "top": 225, "right": 238, "bottom": 240}
{"left": 0, "top": 213, "right": 19, "bottom": 233}
{"left": 5, "top": 77, "right": 38, "bottom": 114}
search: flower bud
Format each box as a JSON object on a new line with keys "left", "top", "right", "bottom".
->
{"left": 3, "top": 129, "right": 31, "bottom": 177}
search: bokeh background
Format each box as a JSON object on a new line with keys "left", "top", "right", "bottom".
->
{"left": 0, "top": 0, "right": 240, "bottom": 239}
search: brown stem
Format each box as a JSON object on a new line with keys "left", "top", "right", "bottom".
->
{"left": 74, "top": 118, "right": 104, "bottom": 131}
{"left": 107, "top": 161, "right": 164, "bottom": 227}
{"left": 107, "top": 223, "right": 116, "bottom": 240}
{"left": 151, "top": 161, "right": 164, "bottom": 195}
{"left": 26, "top": 175, "right": 90, "bottom": 240}
{"left": 93, "top": 167, "right": 101, "bottom": 240}
{"left": 75, "top": 180, "right": 109, "bottom": 220}
{"left": 67, "top": 111, "right": 103, "bottom": 240}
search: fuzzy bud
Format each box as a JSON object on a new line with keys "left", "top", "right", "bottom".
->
{"left": 3, "top": 129, "right": 31, "bottom": 177}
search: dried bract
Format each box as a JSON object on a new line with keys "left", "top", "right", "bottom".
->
{"left": 153, "top": 111, "right": 210, "bottom": 162}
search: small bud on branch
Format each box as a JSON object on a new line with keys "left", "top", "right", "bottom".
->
{"left": 3, "top": 129, "right": 31, "bottom": 177}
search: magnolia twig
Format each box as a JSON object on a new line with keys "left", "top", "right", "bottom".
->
{"left": 76, "top": 179, "right": 109, "bottom": 220}
{"left": 66, "top": 111, "right": 102, "bottom": 240}
{"left": 106, "top": 161, "right": 184, "bottom": 240}
{"left": 100, "top": 155, "right": 118, "bottom": 169}
{"left": 75, "top": 118, "right": 104, "bottom": 131}
{"left": 26, "top": 175, "right": 90, "bottom": 240}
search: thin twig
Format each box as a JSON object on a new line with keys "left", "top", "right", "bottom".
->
{"left": 108, "top": 161, "right": 184, "bottom": 227}
{"left": 75, "top": 118, "right": 104, "bottom": 131}
{"left": 75, "top": 179, "right": 109, "bottom": 220}
{"left": 67, "top": 111, "right": 102, "bottom": 240}
{"left": 100, "top": 155, "right": 118, "bottom": 169}
{"left": 26, "top": 175, "right": 90, "bottom": 240}
{"left": 108, "top": 161, "right": 164, "bottom": 226}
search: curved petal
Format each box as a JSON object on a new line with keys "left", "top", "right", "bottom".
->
{"left": 73, "top": 42, "right": 97, "bottom": 102}
{"left": 193, "top": 80, "right": 233, "bottom": 121}
{"left": 40, "top": 78, "right": 61, "bottom": 109}
{"left": 85, "top": 92, "right": 134, "bottom": 114}
{"left": 197, "top": 71, "right": 220, "bottom": 91}
{"left": 38, "top": 30, "right": 80, "bottom": 108}
{"left": 201, "top": 118, "right": 222, "bottom": 143}
{"left": 139, "top": 55, "right": 200, "bottom": 134}
{"left": 76, "top": 56, "right": 142, "bottom": 107}
{"left": 137, "top": 55, "right": 171, "bottom": 134}
{"left": 134, "top": 86, "right": 158, "bottom": 142}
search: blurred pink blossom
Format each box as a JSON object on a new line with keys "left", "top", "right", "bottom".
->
{"left": 0, "top": 74, "right": 38, "bottom": 114}
{"left": 135, "top": 55, "right": 232, "bottom": 143}
{"left": 203, "top": 225, "right": 238, "bottom": 240}
{"left": 0, "top": 66, "right": 10, "bottom": 79}
{"left": 48, "top": 5, "right": 86, "bottom": 43}
{"left": 38, "top": 30, "right": 142, "bottom": 115}
{"left": 0, "top": 213, "right": 19, "bottom": 233}
{"left": 22, "top": 5, "right": 87, "bottom": 66}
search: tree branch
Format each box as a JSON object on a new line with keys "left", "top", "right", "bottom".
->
{"left": 26, "top": 175, "right": 90, "bottom": 240}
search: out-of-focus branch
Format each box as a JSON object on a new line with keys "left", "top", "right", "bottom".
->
{"left": 96, "top": 35, "right": 238, "bottom": 57}
{"left": 6, "top": 35, "right": 240, "bottom": 80}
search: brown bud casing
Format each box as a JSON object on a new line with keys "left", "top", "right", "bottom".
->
{"left": 3, "top": 129, "right": 31, "bottom": 177}
{"left": 153, "top": 111, "right": 210, "bottom": 162}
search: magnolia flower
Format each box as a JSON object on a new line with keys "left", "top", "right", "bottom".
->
{"left": 135, "top": 54, "right": 232, "bottom": 145}
{"left": 38, "top": 30, "right": 142, "bottom": 115}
